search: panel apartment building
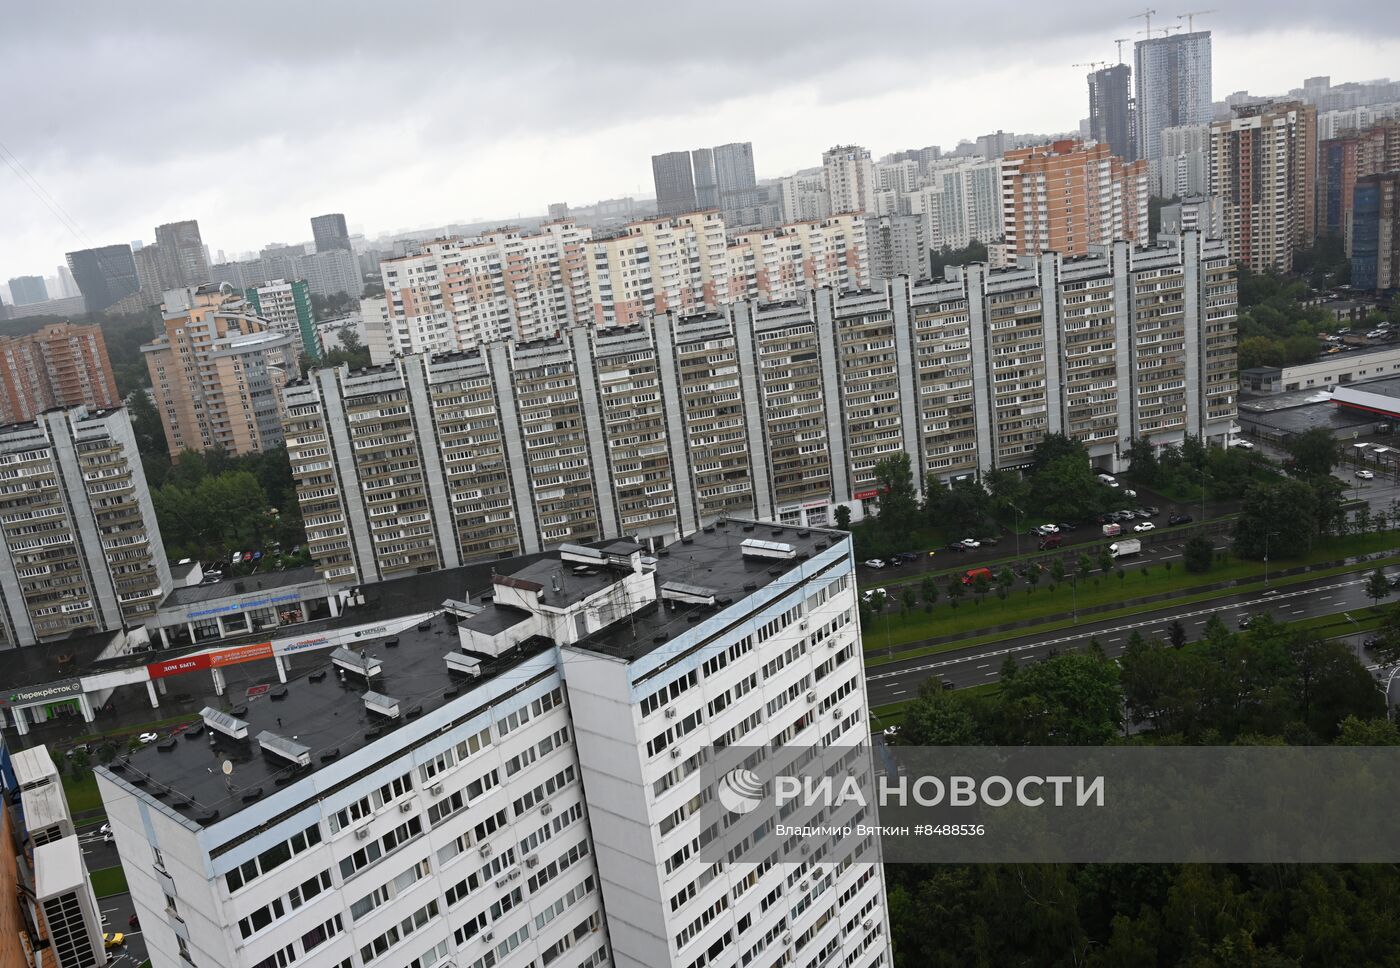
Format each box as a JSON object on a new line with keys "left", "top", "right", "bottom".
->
{"left": 0, "top": 406, "right": 170, "bottom": 648}
{"left": 288, "top": 233, "right": 1235, "bottom": 587}
{"left": 142, "top": 284, "right": 299, "bottom": 456}
{"left": 0, "top": 322, "right": 120, "bottom": 426}
{"left": 1001, "top": 140, "right": 1150, "bottom": 258}
{"left": 96, "top": 525, "right": 888, "bottom": 968}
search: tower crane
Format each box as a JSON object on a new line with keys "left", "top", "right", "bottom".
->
{"left": 1131, "top": 8, "right": 1157, "bottom": 39}
{"left": 1073, "top": 61, "right": 1110, "bottom": 74}
{"left": 1178, "top": 9, "right": 1214, "bottom": 32}
{"left": 1113, "top": 38, "right": 1132, "bottom": 63}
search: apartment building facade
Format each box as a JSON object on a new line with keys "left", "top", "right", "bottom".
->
{"left": 587, "top": 214, "right": 730, "bottom": 328}
{"left": 377, "top": 224, "right": 594, "bottom": 357}
{"left": 246, "top": 279, "right": 319, "bottom": 362}
{"left": 1209, "top": 102, "right": 1318, "bottom": 272}
{"left": 287, "top": 234, "right": 1235, "bottom": 586}
{"left": 822, "top": 146, "right": 876, "bottom": 216}
{"left": 142, "top": 285, "right": 298, "bottom": 457}
{"left": 0, "top": 406, "right": 170, "bottom": 648}
{"left": 1001, "top": 140, "right": 1150, "bottom": 258}
{"left": 95, "top": 526, "right": 887, "bottom": 968}
{"left": 1317, "top": 121, "right": 1400, "bottom": 239}
{"left": 727, "top": 215, "right": 871, "bottom": 302}
{"left": 1350, "top": 171, "right": 1400, "bottom": 291}
{"left": 0, "top": 322, "right": 120, "bottom": 426}
{"left": 1135, "top": 30, "right": 1213, "bottom": 190}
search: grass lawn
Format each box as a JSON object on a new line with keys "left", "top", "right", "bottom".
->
{"left": 871, "top": 683, "right": 1002, "bottom": 729}
{"left": 862, "top": 530, "right": 1400, "bottom": 660}
{"left": 89, "top": 866, "right": 128, "bottom": 898}
{"left": 62, "top": 772, "right": 103, "bottom": 814}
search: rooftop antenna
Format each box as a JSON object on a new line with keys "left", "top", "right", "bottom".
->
{"left": 1131, "top": 7, "right": 1157, "bottom": 39}
{"left": 1177, "top": 9, "right": 1214, "bottom": 32}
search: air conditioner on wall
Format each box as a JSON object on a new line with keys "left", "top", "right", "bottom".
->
{"left": 805, "top": 691, "right": 816, "bottom": 702}
{"left": 480, "top": 844, "right": 493, "bottom": 857}
{"left": 541, "top": 803, "right": 553, "bottom": 816}
{"left": 399, "top": 802, "right": 414, "bottom": 813}
{"left": 525, "top": 856, "right": 539, "bottom": 868}
{"left": 665, "top": 708, "right": 678, "bottom": 719}
{"left": 429, "top": 782, "right": 443, "bottom": 796}
{"left": 354, "top": 827, "right": 370, "bottom": 840}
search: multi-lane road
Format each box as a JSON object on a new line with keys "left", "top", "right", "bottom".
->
{"left": 865, "top": 567, "right": 1394, "bottom": 707}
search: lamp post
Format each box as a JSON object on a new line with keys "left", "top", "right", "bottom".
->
{"left": 1008, "top": 501, "right": 1023, "bottom": 559}
{"left": 1263, "top": 529, "right": 1280, "bottom": 587}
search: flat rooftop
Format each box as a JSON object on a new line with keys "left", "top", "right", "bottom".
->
{"left": 106, "top": 522, "right": 841, "bottom": 825}
{"left": 160, "top": 566, "right": 323, "bottom": 609}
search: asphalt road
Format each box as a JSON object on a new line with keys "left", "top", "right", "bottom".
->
{"left": 77, "top": 825, "right": 147, "bottom": 966}
{"left": 865, "top": 567, "right": 1393, "bottom": 707}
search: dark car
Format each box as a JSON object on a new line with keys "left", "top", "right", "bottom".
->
{"left": 1143, "top": 506, "right": 1160, "bottom": 515}
{"left": 1168, "top": 513, "right": 1194, "bottom": 525}
{"left": 945, "top": 541, "right": 967, "bottom": 551}
{"left": 978, "top": 535, "right": 1001, "bottom": 546}
{"left": 128, "top": 914, "right": 140, "bottom": 930}
{"left": 1057, "top": 522, "right": 1076, "bottom": 532}
{"left": 1387, "top": 573, "right": 1400, "bottom": 588}
{"left": 1134, "top": 507, "right": 1153, "bottom": 518}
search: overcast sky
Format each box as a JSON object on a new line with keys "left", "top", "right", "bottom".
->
{"left": 3, "top": 0, "right": 1399, "bottom": 283}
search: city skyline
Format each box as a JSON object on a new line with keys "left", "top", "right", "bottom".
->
{"left": 2, "top": 3, "right": 1399, "bottom": 276}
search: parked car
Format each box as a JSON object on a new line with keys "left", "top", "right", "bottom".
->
{"left": 1039, "top": 523, "right": 1059, "bottom": 534}
{"left": 1237, "top": 615, "right": 1253, "bottom": 629}
{"left": 960, "top": 538, "right": 981, "bottom": 549}
{"left": 1356, "top": 469, "right": 1375, "bottom": 480}
{"left": 1387, "top": 572, "right": 1400, "bottom": 588}
{"left": 978, "top": 535, "right": 1001, "bottom": 546}
{"left": 103, "top": 933, "right": 125, "bottom": 950}
{"left": 138, "top": 732, "right": 159, "bottom": 744}
{"left": 861, "top": 588, "right": 887, "bottom": 604}
{"left": 892, "top": 551, "right": 920, "bottom": 564}
{"left": 1039, "top": 534, "right": 1064, "bottom": 550}
{"left": 1168, "top": 513, "right": 1194, "bottom": 525}
{"left": 863, "top": 558, "right": 887, "bottom": 569}
{"left": 1231, "top": 439, "right": 1255, "bottom": 449}
{"left": 1118, "top": 510, "right": 1137, "bottom": 521}
{"left": 128, "top": 914, "right": 140, "bottom": 930}
{"left": 1123, "top": 488, "right": 1138, "bottom": 499}
{"left": 1057, "top": 522, "right": 1076, "bottom": 532}
{"left": 1133, "top": 522, "right": 1156, "bottom": 533}
{"left": 1134, "top": 507, "right": 1153, "bottom": 518}
{"left": 1142, "top": 506, "right": 1160, "bottom": 516}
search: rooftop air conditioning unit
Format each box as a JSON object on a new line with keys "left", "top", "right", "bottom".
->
{"left": 805, "top": 691, "right": 817, "bottom": 703}
{"left": 429, "top": 782, "right": 443, "bottom": 796}
{"left": 665, "top": 708, "right": 678, "bottom": 719}
{"left": 399, "top": 802, "right": 414, "bottom": 814}
{"left": 480, "top": 844, "right": 493, "bottom": 858}
{"left": 354, "top": 827, "right": 370, "bottom": 840}
{"left": 541, "top": 803, "right": 553, "bottom": 816}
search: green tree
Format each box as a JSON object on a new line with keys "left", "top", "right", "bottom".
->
{"left": 1233, "top": 480, "right": 1319, "bottom": 559}
{"left": 1077, "top": 554, "right": 1093, "bottom": 583}
{"left": 900, "top": 586, "right": 919, "bottom": 616}
{"left": 899, "top": 681, "right": 980, "bottom": 745}
{"left": 1124, "top": 436, "right": 1158, "bottom": 484}
{"left": 972, "top": 574, "right": 990, "bottom": 603}
{"left": 1183, "top": 534, "right": 1214, "bottom": 573}
{"left": 1050, "top": 558, "right": 1066, "bottom": 587}
{"left": 943, "top": 477, "right": 990, "bottom": 536}
{"left": 1024, "top": 564, "right": 1041, "bottom": 595}
{"left": 833, "top": 504, "right": 852, "bottom": 531}
{"left": 992, "top": 651, "right": 1122, "bottom": 745}
{"left": 996, "top": 566, "right": 1016, "bottom": 599}
{"left": 1366, "top": 568, "right": 1392, "bottom": 608}
{"left": 1335, "top": 715, "right": 1400, "bottom": 745}
{"left": 1030, "top": 454, "right": 1108, "bottom": 522}
{"left": 981, "top": 467, "right": 1026, "bottom": 516}
{"left": 1167, "top": 619, "right": 1187, "bottom": 649}
{"left": 1283, "top": 427, "right": 1340, "bottom": 479}
{"left": 1098, "top": 548, "right": 1115, "bottom": 574}
{"left": 920, "top": 574, "right": 938, "bottom": 610}
{"left": 946, "top": 579, "right": 965, "bottom": 610}
{"left": 870, "top": 452, "right": 920, "bottom": 549}
{"left": 1028, "top": 432, "right": 1088, "bottom": 474}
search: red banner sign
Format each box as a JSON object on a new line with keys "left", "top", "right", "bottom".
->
{"left": 210, "top": 642, "right": 274, "bottom": 668}
{"left": 146, "top": 641, "right": 275, "bottom": 680}
{"left": 147, "top": 654, "right": 212, "bottom": 680}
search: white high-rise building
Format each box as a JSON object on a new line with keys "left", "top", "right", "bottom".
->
{"left": 1135, "top": 31, "right": 1214, "bottom": 189}
{"left": 779, "top": 174, "right": 831, "bottom": 224}
{"left": 95, "top": 525, "right": 889, "bottom": 968}
{"left": 822, "top": 146, "right": 876, "bottom": 215}
{"left": 1158, "top": 124, "right": 1212, "bottom": 198}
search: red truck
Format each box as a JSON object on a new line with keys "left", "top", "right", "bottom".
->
{"left": 962, "top": 567, "right": 993, "bottom": 586}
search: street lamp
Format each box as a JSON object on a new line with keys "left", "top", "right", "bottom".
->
{"left": 1008, "top": 501, "right": 1023, "bottom": 559}
{"left": 1263, "top": 529, "right": 1280, "bottom": 587}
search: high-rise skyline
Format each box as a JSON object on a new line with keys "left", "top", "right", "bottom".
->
{"left": 6, "top": 275, "right": 48, "bottom": 305}
{"left": 1135, "top": 30, "right": 1214, "bottom": 189}
{"left": 1001, "top": 139, "right": 1150, "bottom": 257}
{"left": 650, "top": 151, "right": 697, "bottom": 216}
{"left": 64, "top": 243, "right": 140, "bottom": 312}
{"left": 154, "top": 219, "right": 211, "bottom": 289}
{"left": 822, "top": 144, "right": 876, "bottom": 215}
{"left": 1210, "top": 101, "right": 1317, "bottom": 272}
{"left": 1088, "top": 63, "right": 1135, "bottom": 161}
{"left": 310, "top": 212, "right": 352, "bottom": 252}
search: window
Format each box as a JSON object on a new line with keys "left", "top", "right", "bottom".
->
{"left": 339, "top": 816, "right": 423, "bottom": 881}
{"left": 224, "top": 823, "right": 322, "bottom": 893}
{"left": 301, "top": 914, "right": 343, "bottom": 953}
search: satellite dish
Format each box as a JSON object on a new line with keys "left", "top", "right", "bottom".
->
{"left": 221, "top": 760, "right": 233, "bottom": 776}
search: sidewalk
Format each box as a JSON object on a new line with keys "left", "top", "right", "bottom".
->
{"left": 864, "top": 548, "right": 1397, "bottom": 660}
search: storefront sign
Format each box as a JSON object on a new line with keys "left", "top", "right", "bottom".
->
{"left": 2, "top": 678, "right": 83, "bottom": 707}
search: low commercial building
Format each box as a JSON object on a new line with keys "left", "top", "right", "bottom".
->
{"left": 94, "top": 524, "right": 886, "bottom": 968}
{"left": 1240, "top": 345, "right": 1400, "bottom": 394}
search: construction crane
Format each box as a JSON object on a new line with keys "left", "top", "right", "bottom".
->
{"left": 1073, "top": 60, "right": 1110, "bottom": 74}
{"left": 1131, "top": 8, "right": 1157, "bottom": 39}
{"left": 1177, "top": 9, "right": 1214, "bottom": 32}
{"left": 1113, "top": 38, "right": 1132, "bottom": 63}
